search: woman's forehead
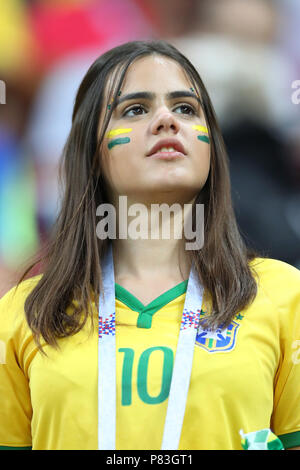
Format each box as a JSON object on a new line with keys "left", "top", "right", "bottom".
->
{"left": 98, "top": 54, "right": 202, "bottom": 132}
{"left": 119, "top": 55, "right": 192, "bottom": 91}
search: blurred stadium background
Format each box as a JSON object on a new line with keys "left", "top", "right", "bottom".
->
{"left": 0, "top": 0, "right": 299, "bottom": 297}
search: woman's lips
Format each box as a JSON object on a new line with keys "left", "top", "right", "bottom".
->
{"left": 148, "top": 151, "right": 186, "bottom": 160}
{"left": 147, "top": 138, "right": 186, "bottom": 157}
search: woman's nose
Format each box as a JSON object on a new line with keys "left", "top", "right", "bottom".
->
{"left": 150, "top": 109, "right": 180, "bottom": 135}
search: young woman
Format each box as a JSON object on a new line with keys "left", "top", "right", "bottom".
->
{"left": 0, "top": 40, "right": 299, "bottom": 451}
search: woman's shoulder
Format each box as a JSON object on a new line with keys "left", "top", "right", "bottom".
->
{"left": 0, "top": 275, "right": 43, "bottom": 332}
{"left": 0, "top": 274, "right": 43, "bottom": 304}
{"left": 249, "top": 257, "right": 300, "bottom": 313}
{"left": 249, "top": 256, "right": 300, "bottom": 283}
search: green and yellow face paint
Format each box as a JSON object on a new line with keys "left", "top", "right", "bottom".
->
{"left": 192, "top": 125, "right": 210, "bottom": 144}
{"left": 106, "top": 128, "right": 132, "bottom": 150}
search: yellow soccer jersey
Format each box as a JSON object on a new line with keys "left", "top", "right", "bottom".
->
{"left": 0, "top": 257, "right": 300, "bottom": 450}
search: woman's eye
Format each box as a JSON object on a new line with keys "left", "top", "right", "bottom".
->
{"left": 173, "top": 104, "right": 196, "bottom": 115}
{"left": 123, "top": 105, "right": 146, "bottom": 117}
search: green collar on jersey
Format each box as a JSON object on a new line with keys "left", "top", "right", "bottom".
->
{"left": 0, "top": 446, "right": 32, "bottom": 450}
{"left": 115, "top": 280, "right": 188, "bottom": 328}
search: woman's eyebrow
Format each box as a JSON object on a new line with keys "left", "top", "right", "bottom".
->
{"left": 116, "top": 91, "right": 154, "bottom": 105}
{"left": 114, "top": 90, "right": 202, "bottom": 106}
{"left": 168, "top": 90, "right": 202, "bottom": 104}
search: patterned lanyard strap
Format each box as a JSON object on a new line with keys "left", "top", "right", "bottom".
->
{"left": 98, "top": 244, "right": 203, "bottom": 450}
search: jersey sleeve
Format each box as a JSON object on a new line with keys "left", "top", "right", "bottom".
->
{"left": 268, "top": 261, "right": 300, "bottom": 449}
{"left": 0, "top": 284, "right": 33, "bottom": 449}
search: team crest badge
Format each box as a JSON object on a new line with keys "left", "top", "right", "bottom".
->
{"left": 195, "top": 312, "right": 244, "bottom": 353}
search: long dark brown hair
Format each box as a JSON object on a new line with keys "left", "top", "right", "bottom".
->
{"left": 19, "top": 39, "right": 259, "bottom": 352}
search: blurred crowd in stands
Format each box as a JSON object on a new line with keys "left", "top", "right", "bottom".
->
{"left": 0, "top": 0, "right": 299, "bottom": 296}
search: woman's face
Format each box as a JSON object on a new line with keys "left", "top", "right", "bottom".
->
{"left": 99, "top": 55, "right": 211, "bottom": 204}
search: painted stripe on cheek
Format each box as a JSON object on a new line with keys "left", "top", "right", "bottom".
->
{"left": 106, "top": 128, "right": 133, "bottom": 138}
{"left": 197, "top": 135, "right": 210, "bottom": 144}
{"left": 107, "top": 137, "right": 131, "bottom": 150}
{"left": 192, "top": 125, "right": 208, "bottom": 134}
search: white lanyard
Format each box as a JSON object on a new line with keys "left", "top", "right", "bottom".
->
{"left": 98, "top": 244, "right": 203, "bottom": 450}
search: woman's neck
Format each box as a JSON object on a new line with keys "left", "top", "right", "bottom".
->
{"left": 113, "top": 237, "right": 191, "bottom": 283}
{"left": 110, "top": 194, "right": 194, "bottom": 283}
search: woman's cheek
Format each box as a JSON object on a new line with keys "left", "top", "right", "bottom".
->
{"left": 192, "top": 125, "right": 210, "bottom": 144}
{"left": 106, "top": 128, "right": 133, "bottom": 150}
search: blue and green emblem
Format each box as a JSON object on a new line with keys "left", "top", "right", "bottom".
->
{"left": 195, "top": 312, "right": 244, "bottom": 353}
